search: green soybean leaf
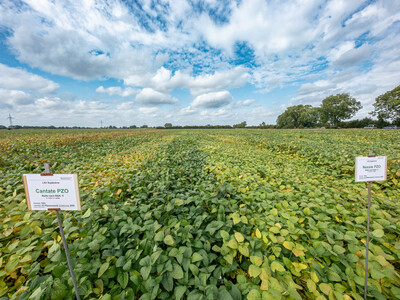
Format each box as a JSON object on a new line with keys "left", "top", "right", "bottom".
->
{"left": 219, "top": 289, "right": 234, "bottom": 300}
{"left": 191, "top": 252, "right": 203, "bottom": 263}
{"left": 171, "top": 263, "right": 184, "bottom": 280}
{"left": 161, "top": 272, "right": 174, "bottom": 292}
{"left": 6, "top": 256, "right": 20, "bottom": 273}
{"left": 118, "top": 272, "right": 129, "bottom": 289}
{"left": 52, "top": 265, "right": 67, "bottom": 278}
{"left": 249, "top": 264, "right": 261, "bottom": 278}
{"left": 30, "top": 287, "right": 43, "bottom": 299}
{"left": 333, "top": 245, "right": 346, "bottom": 255}
{"left": 98, "top": 262, "right": 109, "bottom": 278}
{"left": 307, "top": 279, "right": 316, "bottom": 292}
{"left": 247, "top": 289, "right": 261, "bottom": 300}
{"left": 48, "top": 241, "right": 59, "bottom": 254}
{"left": 174, "top": 286, "right": 187, "bottom": 300}
{"left": 271, "top": 261, "right": 285, "bottom": 273}
{"left": 319, "top": 283, "right": 332, "bottom": 295}
{"left": 140, "top": 266, "right": 152, "bottom": 280}
{"left": 220, "top": 230, "right": 230, "bottom": 241}
{"left": 355, "top": 216, "right": 365, "bottom": 224}
{"left": 372, "top": 229, "right": 384, "bottom": 238}
{"left": 250, "top": 256, "right": 263, "bottom": 267}
{"left": 164, "top": 235, "right": 175, "bottom": 246}
{"left": 303, "top": 207, "right": 311, "bottom": 216}
{"left": 82, "top": 208, "right": 91, "bottom": 218}
{"left": 227, "top": 239, "right": 238, "bottom": 249}
{"left": 154, "top": 231, "right": 164, "bottom": 242}
{"left": 234, "top": 232, "right": 244, "bottom": 243}
{"left": 100, "top": 294, "right": 111, "bottom": 300}
{"left": 289, "top": 288, "right": 302, "bottom": 300}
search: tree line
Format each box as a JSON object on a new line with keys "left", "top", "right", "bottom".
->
{"left": 276, "top": 84, "right": 400, "bottom": 128}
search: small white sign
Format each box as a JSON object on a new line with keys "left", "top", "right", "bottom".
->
{"left": 355, "top": 156, "right": 387, "bottom": 182}
{"left": 23, "top": 174, "right": 81, "bottom": 211}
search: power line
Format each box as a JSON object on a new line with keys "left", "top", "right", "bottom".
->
{"left": 7, "top": 113, "right": 14, "bottom": 128}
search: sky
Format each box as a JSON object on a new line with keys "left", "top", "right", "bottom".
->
{"left": 0, "top": 0, "right": 399, "bottom": 127}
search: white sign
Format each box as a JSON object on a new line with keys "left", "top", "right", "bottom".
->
{"left": 355, "top": 156, "right": 387, "bottom": 182}
{"left": 23, "top": 174, "right": 81, "bottom": 211}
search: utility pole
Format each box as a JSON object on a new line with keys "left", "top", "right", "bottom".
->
{"left": 100, "top": 120, "right": 103, "bottom": 128}
{"left": 7, "top": 113, "right": 14, "bottom": 129}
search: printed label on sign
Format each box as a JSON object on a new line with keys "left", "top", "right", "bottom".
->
{"left": 22, "top": 174, "right": 81, "bottom": 211}
{"left": 355, "top": 156, "right": 387, "bottom": 182}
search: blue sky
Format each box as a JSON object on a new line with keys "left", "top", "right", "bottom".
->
{"left": 0, "top": 0, "right": 399, "bottom": 127}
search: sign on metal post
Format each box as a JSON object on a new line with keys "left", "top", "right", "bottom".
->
{"left": 355, "top": 156, "right": 387, "bottom": 182}
{"left": 22, "top": 173, "right": 81, "bottom": 211}
{"left": 23, "top": 164, "right": 81, "bottom": 300}
{"left": 355, "top": 151, "right": 387, "bottom": 300}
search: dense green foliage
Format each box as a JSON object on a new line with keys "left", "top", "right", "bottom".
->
{"left": 233, "top": 122, "right": 247, "bottom": 128}
{"left": 277, "top": 93, "right": 362, "bottom": 128}
{"left": 276, "top": 105, "right": 320, "bottom": 128}
{"left": 320, "top": 94, "right": 362, "bottom": 127}
{"left": 338, "top": 118, "right": 389, "bottom": 129}
{"left": 1, "top": 129, "right": 400, "bottom": 299}
{"left": 372, "top": 84, "right": 400, "bottom": 123}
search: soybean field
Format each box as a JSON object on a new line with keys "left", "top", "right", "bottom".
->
{"left": 0, "top": 129, "right": 400, "bottom": 300}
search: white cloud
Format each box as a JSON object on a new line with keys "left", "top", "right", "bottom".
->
{"left": 9, "top": 27, "right": 111, "bottom": 80}
{"left": 138, "top": 107, "right": 159, "bottom": 115}
{"left": 196, "top": 0, "right": 320, "bottom": 55}
{"left": 163, "top": 106, "right": 199, "bottom": 124}
{"left": 233, "top": 99, "right": 256, "bottom": 108}
{"left": 329, "top": 41, "right": 356, "bottom": 62}
{"left": 211, "top": 108, "right": 233, "bottom": 117}
{"left": 191, "top": 90, "right": 233, "bottom": 108}
{"left": 137, "top": 106, "right": 161, "bottom": 120}
{"left": 243, "top": 105, "right": 284, "bottom": 125}
{"left": 124, "top": 67, "right": 174, "bottom": 92}
{"left": 243, "top": 99, "right": 256, "bottom": 106}
{"left": 35, "top": 96, "right": 64, "bottom": 110}
{"left": 96, "top": 86, "right": 121, "bottom": 96}
{"left": 124, "top": 66, "right": 249, "bottom": 95}
{"left": 196, "top": 108, "right": 237, "bottom": 123}
{"left": 116, "top": 102, "right": 135, "bottom": 111}
{"left": 173, "top": 106, "right": 198, "bottom": 117}
{"left": 2, "top": 0, "right": 399, "bottom": 94}
{"left": 182, "top": 67, "right": 249, "bottom": 95}
{"left": 96, "top": 86, "right": 138, "bottom": 97}
{"left": 0, "top": 0, "right": 161, "bottom": 81}
{"left": 135, "top": 88, "right": 178, "bottom": 105}
{"left": 0, "top": 63, "right": 59, "bottom": 93}
{"left": 297, "top": 80, "right": 336, "bottom": 97}
{"left": 330, "top": 44, "right": 371, "bottom": 68}
{"left": 0, "top": 88, "right": 33, "bottom": 108}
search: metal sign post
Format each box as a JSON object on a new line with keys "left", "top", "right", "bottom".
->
{"left": 355, "top": 151, "right": 387, "bottom": 300}
{"left": 43, "top": 164, "right": 80, "bottom": 300}
{"left": 364, "top": 151, "right": 373, "bottom": 300}
{"left": 23, "top": 163, "right": 81, "bottom": 299}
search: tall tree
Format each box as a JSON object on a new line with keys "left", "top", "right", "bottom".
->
{"left": 233, "top": 121, "right": 247, "bottom": 128}
{"left": 277, "top": 105, "right": 319, "bottom": 128}
{"left": 300, "top": 106, "right": 320, "bottom": 128}
{"left": 320, "top": 93, "right": 362, "bottom": 127}
{"left": 371, "top": 84, "right": 400, "bottom": 122}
